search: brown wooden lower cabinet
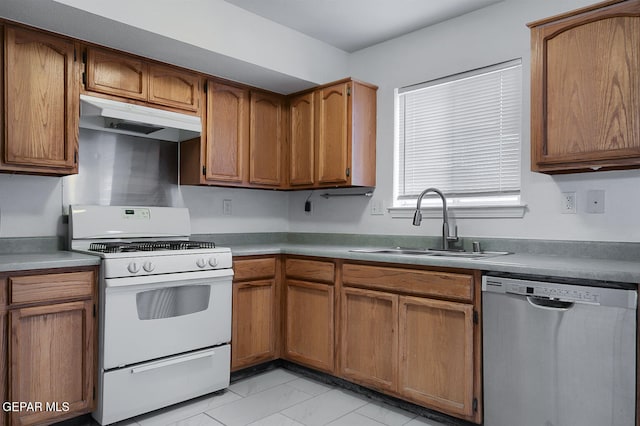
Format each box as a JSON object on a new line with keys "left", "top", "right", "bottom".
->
{"left": 284, "top": 279, "right": 335, "bottom": 373}
{"left": 398, "top": 296, "right": 475, "bottom": 418}
{"left": 10, "top": 300, "right": 94, "bottom": 426}
{"left": 340, "top": 287, "right": 397, "bottom": 392}
{"left": 232, "top": 256, "right": 482, "bottom": 424}
{"left": 283, "top": 257, "right": 336, "bottom": 373}
{"left": 1, "top": 267, "right": 97, "bottom": 426}
{"left": 231, "top": 256, "right": 280, "bottom": 371}
{"left": 341, "top": 262, "right": 481, "bottom": 424}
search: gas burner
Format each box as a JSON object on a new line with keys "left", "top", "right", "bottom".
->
{"left": 88, "top": 240, "right": 216, "bottom": 253}
{"left": 168, "top": 241, "right": 216, "bottom": 250}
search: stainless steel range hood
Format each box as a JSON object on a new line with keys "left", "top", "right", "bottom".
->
{"left": 79, "top": 94, "right": 201, "bottom": 142}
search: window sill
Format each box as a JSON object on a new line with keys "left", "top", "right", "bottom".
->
{"left": 388, "top": 204, "right": 527, "bottom": 219}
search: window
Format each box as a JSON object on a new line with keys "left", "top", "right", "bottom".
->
{"left": 393, "top": 59, "right": 523, "bottom": 216}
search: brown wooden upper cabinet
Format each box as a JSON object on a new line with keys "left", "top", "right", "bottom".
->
{"left": 1, "top": 25, "right": 80, "bottom": 175}
{"left": 180, "top": 82, "right": 287, "bottom": 188}
{"left": 84, "top": 46, "right": 201, "bottom": 113}
{"left": 185, "top": 81, "right": 249, "bottom": 185}
{"left": 289, "top": 78, "right": 377, "bottom": 188}
{"left": 529, "top": 0, "right": 640, "bottom": 173}
{"left": 289, "top": 91, "right": 315, "bottom": 186}
{"left": 250, "top": 91, "right": 285, "bottom": 187}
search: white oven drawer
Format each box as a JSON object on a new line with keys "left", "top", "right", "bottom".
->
{"left": 103, "top": 274, "right": 231, "bottom": 369}
{"left": 95, "top": 345, "right": 230, "bottom": 425}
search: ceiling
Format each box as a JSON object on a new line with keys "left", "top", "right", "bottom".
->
{"left": 224, "top": 0, "right": 503, "bottom": 52}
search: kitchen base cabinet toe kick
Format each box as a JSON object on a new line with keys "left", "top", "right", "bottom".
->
{"left": 232, "top": 255, "right": 483, "bottom": 424}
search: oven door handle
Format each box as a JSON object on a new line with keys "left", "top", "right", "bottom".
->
{"left": 130, "top": 349, "right": 215, "bottom": 374}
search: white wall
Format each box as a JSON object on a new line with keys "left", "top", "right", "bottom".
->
{"left": 0, "top": 0, "right": 348, "bottom": 93}
{"left": 3, "top": 0, "right": 640, "bottom": 243}
{"left": 181, "top": 186, "right": 289, "bottom": 235}
{"left": 0, "top": 174, "right": 64, "bottom": 238}
{"left": 288, "top": 0, "right": 640, "bottom": 243}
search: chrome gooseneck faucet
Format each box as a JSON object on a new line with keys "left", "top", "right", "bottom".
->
{"left": 413, "top": 187, "right": 458, "bottom": 251}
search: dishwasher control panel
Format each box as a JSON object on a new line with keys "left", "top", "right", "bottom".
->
{"left": 503, "top": 281, "right": 599, "bottom": 304}
{"left": 483, "top": 275, "right": 637, "bottom": 309}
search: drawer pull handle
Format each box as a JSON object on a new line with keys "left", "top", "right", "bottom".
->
{"left": 130, "top": 350, "right": 214, "bottom": 374}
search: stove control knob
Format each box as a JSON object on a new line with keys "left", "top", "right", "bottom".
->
{"left": 196, "top": 258, "right": 207, "bottom": 268}
{"left": 208, "top": 257, "right": 219, "bottom": 268}
{"left": 127, "top": 262, "right": 140, "bottom": 274}
{"left": 143, "top": 261, "right": 155, "bottom": 273}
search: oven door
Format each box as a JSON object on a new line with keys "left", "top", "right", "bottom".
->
{"left": 103, "top": 269, "right": 232, "bottom": 370}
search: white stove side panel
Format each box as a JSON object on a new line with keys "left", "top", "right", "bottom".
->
{"left": 70, "top": 205, "right": 190, "bottom": 240}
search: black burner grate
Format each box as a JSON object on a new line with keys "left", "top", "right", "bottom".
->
{"left": 88, "top": 240, "right": 216, "bottom": 253}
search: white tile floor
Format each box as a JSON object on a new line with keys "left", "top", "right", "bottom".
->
{"left": 115, "top": 368, "right": 449, "bottom": 426}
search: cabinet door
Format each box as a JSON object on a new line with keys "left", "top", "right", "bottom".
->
{"left": 148, "top": 64, "right": 201, "bottom": 112}
{"left": 10, "top": 300, "right": 95, "bottom": 426}
{"left": 340, "top": 287, "right": 397, "bottom": 392}
{"left": 85, "top": 47, "right": 147, "bottom": 100}
{"left": 0, "top": 280, "right": 6, "bottom": 426}
{"left": 250, "top": 91, "right": 284, "bottom": 186}
{"left": 231, "top": 279, "right": 278, "bottom": 370}
{"left": 316, "top": 82, "right": 350, "bottom": 185}
{"left": 205, "top": 82, "right": 249, "bottom": 183}
{"left": 3, "top": 26, "right": 78, "bottom": 173}
{"left": 398, "top": 296, "right": 474, "bottom": 418}
{"left": 285, "top": 279, "right": 334, "bottom": 373}
{"left": 289, "top": 92, "right": 315, "bottom": 186}
{"left": 530, "top": 3, "right": 640, "bottom": 172}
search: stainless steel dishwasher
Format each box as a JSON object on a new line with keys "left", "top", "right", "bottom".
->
{"left": 482, "top": 273, "right": 637, "bottom": 426}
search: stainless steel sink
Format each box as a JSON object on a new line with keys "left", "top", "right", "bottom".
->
{"left": 424, "top": 249, "right": 510, "bottom": 259}
{"left": 349, "top": 247, "right": 510, "bottom": 259}
{"left": 349, "top": 247, "right": 433, "bottom": 255}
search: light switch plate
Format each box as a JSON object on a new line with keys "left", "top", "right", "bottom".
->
{"left": 370, "top": 199, "right": 384, "bottom": 215}
{"left": 222, "top": 199, "right": 232, "bottom": 216}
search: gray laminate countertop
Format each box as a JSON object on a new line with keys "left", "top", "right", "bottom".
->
{"left": 229, "top": 243, "right": 640, "bottom": 284}
{"left": 0, "top": 251, "right": 101, "bottom": 273}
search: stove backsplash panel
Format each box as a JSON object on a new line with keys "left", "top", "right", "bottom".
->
{"left": 63, "top": 128, "right": 184, "bottom": 210}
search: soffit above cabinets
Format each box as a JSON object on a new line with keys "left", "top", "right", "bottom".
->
{"left": 0, "top": 0, "right": 502, "bottom": 94}
{"left": 223, "top": 0, "right": 504, "bottom": 52}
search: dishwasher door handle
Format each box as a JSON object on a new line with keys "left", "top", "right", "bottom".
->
{"left": 527, "top": 296, "right": 574, "bottom": 311}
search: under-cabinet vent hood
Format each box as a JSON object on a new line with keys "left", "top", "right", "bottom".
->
{"left": 79, "top": 94, "right": 201, "bottom": 142}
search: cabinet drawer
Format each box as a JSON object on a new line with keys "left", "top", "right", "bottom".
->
{"left": 342, "top": 263, "right": 472, "bottom": 302}
{"left": 233, "top": 257, "right": 276, "bottom": 281}
{"left": 285, "top": 258, "right": 335, "bottom": 284}
{"left": 9, "top": 271, "right": 94, "bottom": 305}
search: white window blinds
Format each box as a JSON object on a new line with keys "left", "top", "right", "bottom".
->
{"left": 396, "top": 59, "right": 522, "bottom": 200}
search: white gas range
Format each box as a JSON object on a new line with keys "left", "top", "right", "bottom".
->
{"left": 69, "top": 205, "right": 233, "bottom": 425}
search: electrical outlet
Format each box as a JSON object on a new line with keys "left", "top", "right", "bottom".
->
{"left": 222, "top": 199, "right": 232, "bottom": 216}
{"left": 561, "top": 192, "right": 576, "bottom": 214}
{"left": 586, "top": 190, "right": 605, "bottom": 214}
{"left": 370, "top": 199, "right": 384, "bottom": 215}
